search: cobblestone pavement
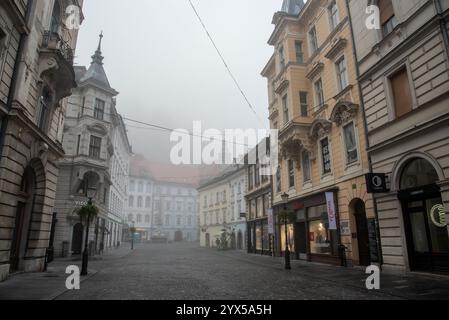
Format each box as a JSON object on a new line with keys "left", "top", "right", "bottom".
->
{"left": 1, "top": 243, "right": 449, "bottom": 300}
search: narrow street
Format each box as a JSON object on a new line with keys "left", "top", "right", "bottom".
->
{"left": 2, "top": 243, "right": 448, "bottom": 300}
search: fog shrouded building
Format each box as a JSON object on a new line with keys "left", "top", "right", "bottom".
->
{"left": 0, "top": 0, "right": 83, "bottom": 281}
{"left": 348, "top": 0, "right": 449, "bottom": 273}
{"left": 53, "top": 34, "right": 131, "bottom": 257}
{"left": 126, "top": 155, "right": 199, "bottom": 242}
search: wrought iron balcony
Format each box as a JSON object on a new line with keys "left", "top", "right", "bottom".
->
{"left": 42, "top": 31, "right": 74, "bottom": 64}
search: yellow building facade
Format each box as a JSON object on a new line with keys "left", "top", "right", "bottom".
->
{"left": 262, "top": 0, "right": 377, "bottom": 266}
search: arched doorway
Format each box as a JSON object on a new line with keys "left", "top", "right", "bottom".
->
{"left": 174, "top": 231, "right": 183, "bottom": 242}
{"left": 398, "top": 158, "right": 449, "bottom": 273}
{"left": 351, "top": 199, "right": 370, "bottom": 266}
{"left": 71, "top": 223, "right": 84, "bottom": 255}
{"left": 10, "top": 167, "right": 37, "bottom": 272}
{"left": 237, "top": 231, "right": 243, "bottom": 250}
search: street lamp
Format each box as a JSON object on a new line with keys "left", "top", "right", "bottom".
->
{"left": 281, "top": 192, "right": 291, "bottom": 270}
{"left": 130, "top": 221, "right": 136, "bottom": 250}
{"left": 81, "top": 184, "right": 97, "bottom": 276}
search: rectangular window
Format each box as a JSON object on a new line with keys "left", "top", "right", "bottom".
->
{"left": 295, "top": 41, "right": 304, "bottom": 64}
{"left": 282, "top": 94, "right": 289, "bottom": 124}
{"left": 89, "top": 135, "right": 102, "bottom": 159}
{"left": 300, "top": 92, "right": 308, "bottom": 117}
{"left": 257, "top": 197, "right": 264, "bottom": 218}
{"left": 343, "top": 122, "right": 358, "bottom": 164}
{"left": 302, "top": 151, "right": 311, "bottom": 182}
{"left": 288, "top": 160, "right": 295, "bottom": 188}
{"left": 165, "top": 215, "right": 170, "bottom": 226}
{"left": 390, "top": 67, "right": 412, "bottom": 119}
{"left": 336, "top": 56, "right": 348, "bottom": 91}
{"left": 379, "top": 0, "right": 398, "bottom": 36}
{"left": 76, "top": 135, "right": 81, "bottom": 155}
{"left": 276, "top": 167, "right": 282, "bottom": 193}
{"left": 309, "top": 26, "right": 318, "bottom": 54}
{"left": 37, "top": 90, "right": 51, "bottom": 130}
{"left": 321, "top": 138, "right": 332, "bottom": 175}
{"left": 94, "top": 98, "right": 105, "bottom": 120}
{"left": 308, "top": 205, "right": 338, "bottom": 256}
{"left": 314, "top": 79, "right": 324, "bottom": 108}
{"left": 279, "top": 46, "right": 285, "bottom": 68}
{"left": 328, "top": 1, "right": 340, "bottom": 30}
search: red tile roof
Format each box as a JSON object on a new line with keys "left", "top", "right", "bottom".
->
{"left": 129, "top": 155, "right": 223, "bottom": 187}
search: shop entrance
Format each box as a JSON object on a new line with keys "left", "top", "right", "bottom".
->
{"left": 399, "top": 158, "right": 449, "bottom": 273}
{"left": 352, "top": 199, "right": 371, "bottom": 266}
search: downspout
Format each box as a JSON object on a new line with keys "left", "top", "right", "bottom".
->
{"left": 345, "top": 0, "right": 384, "bottom": 269}
{"left": 0, "top": 0, "right": 34, "bottom": 150}
{"left": 435, "top": 0, "right": 449, "bottom": 60}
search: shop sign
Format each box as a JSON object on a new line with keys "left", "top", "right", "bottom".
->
{"left": 430, "top": 204, "right": 446, "bottom": 228}
{"left": 366, "top": 173, "right": 389, "bottom": 193}
{"left": 325, "top": 192, "right": 337, "bottom": 230}
{"left": 340, "top": 221, "right": 351, "bottom": 236}
{"left": 268, "top": 209, "right": 274, "bottom": 234}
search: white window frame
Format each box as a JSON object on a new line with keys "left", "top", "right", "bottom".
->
{"left": 314, "top": 78, "right": 324, "bottom": 110}
{"left": 328, "top": 1, "right": 340, "bottom": 31}
{"left": 302, "top": 151, "right": 312, "bottom": 184}
{"left": 341, "top": 121, "right": 359, "bottom": 166}
{"left": 335, "top": 55, "right": 348, "bottom": 91}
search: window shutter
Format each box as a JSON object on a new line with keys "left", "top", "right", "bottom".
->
{"left": 390, "top": 68, "right": 412, "bottom": 118}
{"left": 379, "top": 0, "right": 394, "bottom": 25}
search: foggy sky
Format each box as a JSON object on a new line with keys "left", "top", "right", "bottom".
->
{"left": 74, "top": 0, "right": 285, "bottom": 163}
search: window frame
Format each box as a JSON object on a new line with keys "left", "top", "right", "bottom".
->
{"left": 295, "top": 40, "right": 304, "bottom": 64}
{"left": 94, "top": 98, "right": 105, "bottom": 120}
{"left": 282, "top": 94, "right": 289, "bottom": 125}
{"left": 89, "top": 135, "right": 102, "bottom": 159}
{"left": 302, "top": 151, "right": 312, "bottom": 183}
{"left": 342, "top": 121, "right": 359, "bottom": 165}
{"left": 300, "top": 91, "right": 308, "bottom": 117}
{"left": 314, "top": 79, "right": 324, "bottom": 109}
{"left": 335, "top": 56, "right": 348, "bottom": 91}
{"left": 319, "top": 136, "right": 332, "bottom": 176}
{"left": 328, "top": 1, "right": 340, "bottom": 31}
{"left": 308, "top": 26, "right": 318, "bottom": 55}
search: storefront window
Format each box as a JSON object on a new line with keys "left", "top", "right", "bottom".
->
{"left": 256, "top": 225, "right": 263, "bottom": 251}
{"left": 263, "top": 223, "right": 269, "bottom": 251}
{"left": 280, "top": 224, "right": 295, "bottom": 253}
{"left": 308, "top": 205, "right": 338, "bottom": 256}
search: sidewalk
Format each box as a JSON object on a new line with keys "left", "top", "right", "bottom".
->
{"left": 0, "top": 245, "right": 132, "bottom": 300}
{"left": 213, "top": 249, "right": 449, "bottom": 300}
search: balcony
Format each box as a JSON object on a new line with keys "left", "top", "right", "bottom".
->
{"left": 38, "top": 31, "right": 77, "bottom": 101}
{"left": 279, "top": 121, "right": 314, "bottom": 164}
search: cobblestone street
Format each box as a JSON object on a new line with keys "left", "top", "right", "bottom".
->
{"left": 2, "top": 243, "right": 448, "bottom": 300}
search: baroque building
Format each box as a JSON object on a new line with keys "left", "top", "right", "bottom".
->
{"left": 262, "top": 0, "right": 377, "bottom": 267}
{"left": 199, "top": 164, "right": 247, "bottom": 249}
{"left": 126, "top": 155, "right": 199, "bottom": 243}
{"left": 53, "top": 34, "right": 131, "bottom": 258}
{"left": 0, "top": 0, "right": 83, "bottom": 281}
{"left": 348, "top": 0, "right": 449, "bottom": 273}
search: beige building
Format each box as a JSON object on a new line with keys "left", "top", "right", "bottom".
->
{"left": 262, "top": 0, "right": 377, "bottom": 267}
{"left": 199, "top": 165, "right": 247, "bottom": 249}
{"left": 0, "top": 0, "right": 83, "bottom": 281}
{"left": 348, "top": 0, "right": 449, "bottom": 273}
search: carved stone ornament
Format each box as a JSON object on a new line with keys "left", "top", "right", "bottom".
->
{"left": 329, "top": 101, "right": 359, "bottom": 126}
{"left": 309, "top": 119, "right": 332, "bottom": 141}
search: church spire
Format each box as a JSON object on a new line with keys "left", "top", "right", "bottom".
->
{"left": 91, "top": 31, "right": 104, "bottom": 65}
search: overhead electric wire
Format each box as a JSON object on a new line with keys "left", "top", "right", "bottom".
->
{"left": 68, "top": 103, "right": 259, "bottom": 149}
{"left": 186, "top": 0, "right": 268, "bottom": 129}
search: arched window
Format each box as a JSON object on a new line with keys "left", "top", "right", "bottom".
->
{"left": 137, "top": 196, "right": 143, "bottom": 208}
{"left": 400, "top": 158, "right": 439, "bottom": 190}
{"left": 128, "top": 196, "right": 134, "bottom": 207}
{"left": 50, "top": 1, "right": 61, "bottom": 34}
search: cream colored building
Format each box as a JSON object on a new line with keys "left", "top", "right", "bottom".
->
{"left": 199, "top": 165, "right": 247, "bottom": 249}
{"left": 0, "top": 0, "right": 83, "bottom": 281}
{"left": 348, "top": 0, "right": 449, "bottom": 273}
{"left": 262, "top": 0, "right": 376, "bottom": 267}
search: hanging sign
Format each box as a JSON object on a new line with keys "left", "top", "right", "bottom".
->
{"left": 366, "top": 173, "right": 389, "bottom": 193}
{"left": 325, "top": 192, "right": 337, "bottom": 230}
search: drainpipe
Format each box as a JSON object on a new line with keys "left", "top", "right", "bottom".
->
{"left": 435, "top": 0, "right": 449, "bottom": 60}
{"left": 0, "top": 0, "right": 34, "bottom": 151}
{"left": 345, "top": 0, "right": 384, "bottom": 269}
